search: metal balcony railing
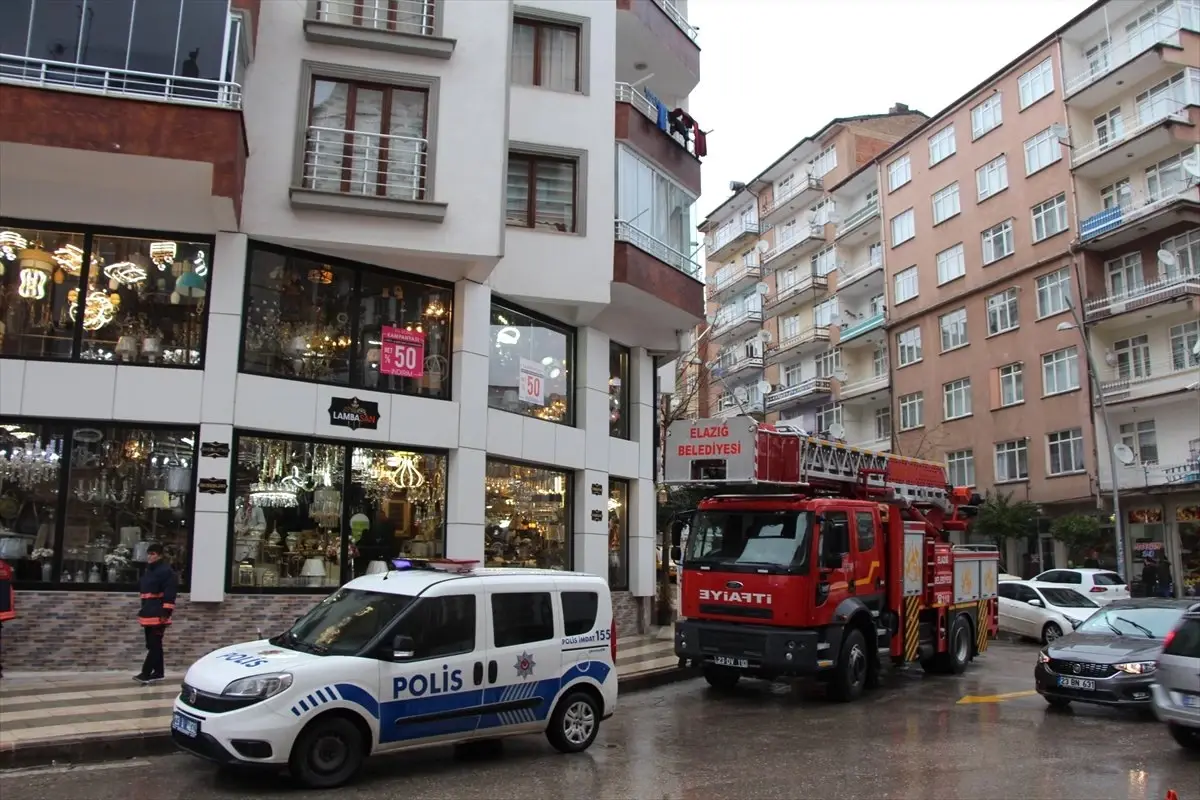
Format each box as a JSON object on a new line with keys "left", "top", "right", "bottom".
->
{"left": 763, "top": 177, "right": 823, "bottom": 218}
{"left": 766, "top": 274, "right": 828, "bottom": 310}
{"left": 1079, "top": 184, "right": 1200, "bottom": 240}
{"left": 1083, "top": 270, "right": 1200, "bottom": 319}
{"left": 0, "top": 54, "right": 241, "bottom": 109}
{"left": 836, "top": 200, "right": 880, "bottom": 237}
{"left": 1064, "top": 1, "right": 1199, "bottom": 95}
{"left": 1093, "top": 354, "right": 1200, "bottom": 395}
{"left": 1072, "top": 97, "right": 1196, "bottom": 166}
{"left": 301, "top": 125, "right": 428, "bottom": 201}
{"left": 762, "top": 224, "right": 823, "bottom": 265}
{"left": 651, "top": 0, "right": 700, "bottom": 41}
{"left": 708, "top": 263, "right": 761, "bottom": 293}
{"left": 766, "top": 378, "right": 832, "bottom": 408}
{"left": 614, "top": 220, "right": 702, "bottom": 278}
{"left": 838, "top": 373, "right": 889, "bottom": 398}
{"left": 1103, "top": 458, "right": 1200, "bottom": 489}
{"left": 614, "top": 83, "right": 697, "bottom": 156}
{"left": 314, "top": 0, "right": 436, "bottom": 35}
{"left": 836, "top": 257, "right": 884, "bottom": 289}
{"left": 707, "top": 217, "right": 761, "bottom": 253}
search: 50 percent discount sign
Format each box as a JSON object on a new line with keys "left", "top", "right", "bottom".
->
{"left": 380, "top": 325, "right": 425, "bottom": 378}
{"left": 518, "top": 358, "right": 545, "bottom": 406}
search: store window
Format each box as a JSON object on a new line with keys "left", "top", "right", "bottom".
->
{"left": 0, "top": 224, "right": 212, "bottom": 365}
{"left": 229, "top": 432, "right": 447, "bottom": 592}
{"left": 0, "top": 418, "right": 196, "bottom": 588}
{"left": 610, "top": 342, "right": 631, "bottom": 439}
{"left": 484, "top": 459, "right": 571, "bottom": 570}
{"left": 608, "top": 479, "right": 629, "bottom": 589}
{"left": 240, "top": 243, "right": 452, "bottom": 399}
{"left": 488, "top": 301, "right": 574, "bottom": 424}
{"left": 1176, "top": 505, "right": 1199, "bottom": 597}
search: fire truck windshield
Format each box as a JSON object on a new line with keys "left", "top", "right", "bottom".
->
{"left": 685, "top": 510, "right": 814, "bottom": 572}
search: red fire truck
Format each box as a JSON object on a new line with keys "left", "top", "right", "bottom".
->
{"left": 665, "top": 417, "right": 1000, "bottom": 701}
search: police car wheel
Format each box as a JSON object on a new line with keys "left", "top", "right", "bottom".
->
{"left": 546, "top": 691, "right": 600, "bottom": 754}
{"left": 289, "top": 715, "right": 364, "bottom": 789}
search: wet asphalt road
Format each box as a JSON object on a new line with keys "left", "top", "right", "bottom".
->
{"left": 2, "top": 641, "right": 1197, "bottom": 800}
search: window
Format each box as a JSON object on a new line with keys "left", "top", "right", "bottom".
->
{"left": 485, "top": 459, "right": 571, "bottom": 569}
{"left": 617, "top": 146, "right": 697, "bottom": 258}
{"left": 943, "top": 378, "right": 972, "bottom": 420}
{"left": 986, "top": 287, "right": 1019, "bottom": 335}
{"left": 995, "top": 440, "right": 1029, "bottom": 482}
{"left": 239, "top": 243, "right": 451, "bottom": 399}
{"left": 782, "top": 361, "right": 804, "bottom": 387}
{"left": 971, "top": 94, "right": 1003, "bottom": 138}
{"left": 814, "top": 348, "right": 841, "bottom": 378}
{"left": 1093, "top": 108, "right": 1124, "bottom": 149}
{"left": 898, "top": 392, "right": 924, "bottom": 431}
{"left": 492, "top": 592, "right": 555, "bottom": 646}
{"left": 1105, "top": 253, "right": 1143, "bottom": 296}
{"left": 1041, "top": 347, "right": 1079, "bottom": 395}
{"left": 1035, "top": 267, "right": 1071, "bottom": 317}
{"left": 896, "top": 326, "right": 922, "bottom": 366}
{"left": 810, "top": 144, "right": 838, "bottom": 177}
{"left": 1047, "top": 429, "right": 1085, "bottom": 475}
{"left": 936, "top": 243, "right": 966, "bottom": 285}
{"left": 1017, "top": 58, "right": 1055, "bottom": 109}
{"left": 887, "top": 155, "right": 911, "bottom": 191}
{"left": 946, "top": 450, "right": 975, "bottom": 487}
{"left": 507, "top": 151, "right": 577, "bottom": 232}
{"left": 1101, "top": 178, "right": 1132, "bottom": 210}
{"left": 1023, "top": 128, "right": 1061, "bottom": 175}
{"left": 816, "top": 402, "right": 843, "bottom": 434}
{"left": 1120, "top": 420, "right": 1158, "bottom": 464}
{"left": 1161, "top": 228, "right": 1200, "bottom": 279}
{"left": 1112, "top": 334, "right": 1152, "bottom": 381}
{"left": 1031, "top": 194, "right": 1069, "bottom": 242}
{"left": 932, "top": 183, "right": 961, "bottom": 224}
{"left": 0, "top": 225, "right": 213, "bottom": 365}
{"left": 890, "top": 209, "right": 915, "bottom": 246}
{"left": 609, "top": 343, "right": 630, "bottom": 439}
{"left": 939, "top": 308, "right": 968, "bottom": 351}
{"left": 1170, "top": 321, "right": 1200, "bottom": 370}
{"left": 976, "top": 155, "right": 1008, "bottom": 201}
{"left": 999, "top": 363, "right": 1024, "bottom": 406}
{"left": 813, "top": 297, "right": 839, "bottom": 328}
{"left": 608, "top": 479, "right": 629, "bottom": 589}
{"left": 780, "top": 313, "right": 802, "bottom": 341}
{"left": 811, "top": 245, "right": 837, "bottom": 277}
{"left": 893, "top": 266, "right": 919, "bottom": 305}
{"left": 981, "top": 219, "right": 1014, "bottom": 264}
{"left": 928, "top": 126, "right": 957, "bottom": 166}
{"left": 562, "top": 591, "right": 600, "bottom": 636}
{"left": 489, "top": 302, "right": 574, "bottom": 423}
{"left": 811, "top": 198, "right": 836, "bottom": 226}
{"left": 872, "top": 346, "right": 888, "bottom": 377}
{"left": 303, "top": 77, "right": 429, "bottom": 202}
{"left": 391, "top": 596, "right": 477, "bottom": 660}
{"left": 511, "top": 16, "right": 580, "bottom": 92}
{"left": 855, "top": 511, "right": 877, "bottom": 551}
{"left": 875, "top": 407, "right": 892, "bottom": 441}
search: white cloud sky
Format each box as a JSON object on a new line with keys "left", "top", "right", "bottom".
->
{"left": 687, "top": 0, "right": 1096, "bottom": 221}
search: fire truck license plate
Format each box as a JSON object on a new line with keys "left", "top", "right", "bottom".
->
{"left": 713, "top": 656, "right": 749, "bottom": 668}
{"left": 1057, "top": 677, "right": 1095, "bottom": 691}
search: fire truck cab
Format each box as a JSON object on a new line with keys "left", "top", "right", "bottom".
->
{"left": 665, "top": 417, "right": 999, "bottom": 701}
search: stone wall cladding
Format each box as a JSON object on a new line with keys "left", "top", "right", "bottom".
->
{"left": 612, "top": 590, "right": 649, "bottom": 635}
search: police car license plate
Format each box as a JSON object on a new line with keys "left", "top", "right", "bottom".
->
{"left": 1057, "top": 676, "right": 1095, "bottom": 691}
{"left": 713, "top": 656, "right": 749, "bottom": 669}
{"left": 172, "top": 711, "right": 200, "bottom": 738}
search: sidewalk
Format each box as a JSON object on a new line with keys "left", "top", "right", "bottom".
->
{"left": 0, "top": 629, "right": 685, "bottom": 769}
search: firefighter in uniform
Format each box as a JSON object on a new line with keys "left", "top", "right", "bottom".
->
{"left": 0, "top": 559, "right": 15, "bottom": 679}
{"left": 136, "top": 543, "right": 178, "bottom": 683}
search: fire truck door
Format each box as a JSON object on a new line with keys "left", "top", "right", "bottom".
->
{"left": 851, "top": 510, "right": 884, "bottom": 612}
{"left": 817, "top": 510, "right": 853, "bottom": 606}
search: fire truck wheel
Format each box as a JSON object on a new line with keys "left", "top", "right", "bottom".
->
{"left": 942, "top": 615, "right": 973, "bottom": 675}
{"left": 702, "top": 665, "right": 741, "bottom": 690}
{"left": 828, "top": 629, "right": 868, "bottom": 702}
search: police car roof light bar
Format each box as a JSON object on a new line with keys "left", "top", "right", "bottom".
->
{"left": 389, "top": 557, "right": 479, "bottom": 574}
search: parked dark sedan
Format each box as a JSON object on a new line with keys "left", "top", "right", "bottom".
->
{"left": 1034, "top": 598, "right": 1196, "bottom": 711}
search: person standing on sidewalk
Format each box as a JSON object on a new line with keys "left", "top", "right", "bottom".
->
{"left": 0, "top": 558, "right": 14, "bottom": 679}
{"left": 135, "top": 544, "right": 178, "bottom": 683}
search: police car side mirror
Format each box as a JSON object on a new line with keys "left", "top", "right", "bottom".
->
{"left": 391, "top": 634, "right": 416, "bottom": 660}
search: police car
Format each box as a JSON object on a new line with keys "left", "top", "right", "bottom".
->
{"left": 171, "top": 559, "right": 618, "bottom": 788}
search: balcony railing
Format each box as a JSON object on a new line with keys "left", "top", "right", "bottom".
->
{"left": 836, "top": 257, "right": 884, "bottom": 290}
{"left": 0, "top": 54, "right": 242, "bottom": 109}
{"left": 301, "top": 125, "right": 427, "bottom": 202}
{"left": 839, "top": 312, "right": 886, "bottom": 342}
{"left": 715, "top": 397, "right": 764, "bottom": 417}
{"left": 614, "top": 83, "right": 697, "bottom": 156}
{"left": 652, "top": 0, "right": 700, "bottom": 41}
{"left": 838, "top": 373, "right": 889, "bottom": 399}
{"left": 1102, "top": 458, "right": 1200, "bottom": 490}
{"left": 761, "top": 224, "right": 824, "bottom": 266}
{"left": 614, "top": 220, "right": 702, "bottom": 278}
{"left": 1071, "top": 98, "right": 1195, "bottom": 166}
{"left": 766, "top": 327, "right": 831, "bottom": 363}
{"left": 766, "top": 378, "right": 832, "bottom": 409}
{"left": 1065, "top": 1, "right": 1199, "bottom": 95}
{"left": 1094, "top": 355, "right": 1199, "bottom": 399}
{"left": 1083, "top": 270, "right": 1200, "bottom": 319}
{"left": 707, "top": 217, "right": 761, "bottom": 254}
{"left": 835, "top": 200, "right": 880, "bottom": 238}
{"left": 314, "top": 0, "right": 436, "bottom": 35}
{"left": 1079, "top": 184, "right": 1199, "bottom": 240}
{"left": 766, "top": 274, "right": 828, "bottom": 311}
{"left": 712, "top": 308, "right": 763, "bottom": 335}
{"left": 714, "top": 354, "right": 765, "bottom": 379}
{"left": 763, "top": 176, "right": 823, "bottom": 219}
{"left": 708, "top": 264, "right": 761, "bottom": 294}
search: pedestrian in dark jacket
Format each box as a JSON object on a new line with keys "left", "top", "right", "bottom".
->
{"left": 135, "top": 544, "right": 178, "bottom": 683}
{"left": 1140, "top": 558, "right": 1159, "bottom": 598}
{"left": 0, "top": 559, "right": 14, "bottom": 679}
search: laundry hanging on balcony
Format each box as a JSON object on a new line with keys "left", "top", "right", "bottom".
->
{"left": 669, "top": 108, "right": 708, "bottom": 158}
{"left": 642, "top": 88, "right": 670, "bottom": 132}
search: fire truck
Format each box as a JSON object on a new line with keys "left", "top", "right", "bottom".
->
{"left": 665, "top": 417, "right": 1000, "bottom": 701}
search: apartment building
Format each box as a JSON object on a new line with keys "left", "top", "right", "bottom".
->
{"left": 0, "top": 0, "right": 704, "bottom": 668}
{"left": 697, "top": 108, "right": 926, "bottom": 448}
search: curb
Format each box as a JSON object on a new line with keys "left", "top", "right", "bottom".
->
{"left": 617, "top": 666, "right": 694, "bottom": 694}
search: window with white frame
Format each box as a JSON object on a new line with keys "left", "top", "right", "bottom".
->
{"left": 1170, "top": 321, "right": 1200, "bottom": 370}
{"left": 929, "top": 125, "right": 957, "bottom": 166}
{"left": 936, "top": 243, "right": 966, "bottom": 285}
{"left": 1017, "top": 58, "right": 1054, "bottom": 109}
{"left": 776, "top": 173, "right": 793, "bottom": 198}
{"left": 1023, "top": 128, "right": 1061, "bottom": 175}
{"left": 868, "top": 241, "right": 883, "bottom": 266}
{"left": 894, "top": 266, "right": 919, "bottom": 304}
{"left": 783, "top": 361, "right": 803, "bottom": 386}
{"left": 777, "top": 265, "right": 799, "bottom": 291}
{"left": 971, "top": 94, "right": 1003, "bottom": 139}
{"left": 1119, "top": 420, "right": 1158, "bottom": 464}
{"left": 811, "top": 198, "right": 836, "bottom": 226}
{"left": 742, "top": 249, "right": 759, "bottom": 269}
{"left": 976, "top": 155, "right": 1008, "bottom": 202}
{"left": 813, "top": 297, "right": 839, "bottom": 328}
{"left": 891, "top": 208, "right": 915, "bottom": 246}
{"left": 811, "top": 246, "right": 837, "bottom": 277}
{"left": 872, "top": 345, "right": 888, "bottom": 377}
{"left": 995, "top": 440, "right": 1029, "bottom": 482}
{"left": 1031, "top": 194, "right": 1069, "bottom": 242}
{"left": 869, "top": 293, "right": 886, "bottom": 316}
{"left": 943, "top": 378, "right": 972, "bottom": 420}
{"left": 896, "top": 326, "right": 922, "bottom": 366}
{"left": 1035, "top": 267, "right": 1071, "bottom": 317}
{"left": 982, "top": 219, "right": 1014, "bottom": 264}
{"left": 1093, "top": 108, "right": 1124, "bottom": 149}
{"left": 1105, "top": 253, "right": 1143, "bottom": 296}
{"left": 814, "top": 348, "right": 841, "bottom": 378}
{"left": 1085, "top": 39, "right": 1111, "bottom": 80}
{"left": 1137, "top": 71, "right": 1186, "bottom": 124}
{"left": 1113, "top": 334, "right": 1152, "bottom": 381}
{"left": 875, "top": 407, "right": 892, "bottom": 441}
{"left": 932, "top": 183, "right": 961, "bottom": 225}
{"left": 898, "top": 392, "right": 924, "bottom": 431}
{"left": 780, "top": 313, "right": 802, "bottom": 341}
{"left": 1101, "top": 178, "right": 1132, "bottom": 210}
{"left": 998, "top": 362, "right": 1024, "bottom": 407}
{"left": 1047, "top": 428, "right": 1085, "bottom": 476}
{"left": 939, "top": 308, "right": 968, "bottom": 351}
{"left": 1160, "top": 228, "right": 1200, "bottom": 279}
{"left": 742, "top": 336, "right": 762, "bottom": 360}
{"left": 986, "top": 287, "right": 1019, "bottom": 335}
{"left": 888, "top": 155, "right": 911, "bottom": 192}
{"left": 816, "top": 402, "right": 842, "bottom": 433}
{"left": 1041, "top": 347, "right": 1079, "bottom": 395}
{"left": 1146, "top": 147, "right": 1195, "bottom": 202}
{"left": 946, "top": 450, "right": 975, "bottom": 487}
{"left": 809, "top": 144, "right": 837, "bottom": 178}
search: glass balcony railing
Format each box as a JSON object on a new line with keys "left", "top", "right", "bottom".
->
{"left": 839, "top": 312, "right": 886, "bottom": 342}
{"left": 1065, "top": 0, "right": 1199, "bottom": 95}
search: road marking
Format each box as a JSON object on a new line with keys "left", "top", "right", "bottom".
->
{"left": 956, "top": 689, "right": 1038, "bottom": 704}
{"left": 0, "top": 759, "right": 153, "bottom": 778}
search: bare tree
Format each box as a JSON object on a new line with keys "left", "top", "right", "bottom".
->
{"left": 893, "top": 422, "right": 948, "bottom": 461}
{"left": 656, "top": 340, "right": 712, "bottom": 477}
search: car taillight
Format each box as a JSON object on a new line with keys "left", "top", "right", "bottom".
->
{"left": 1163, "top": 629, "right": 1176, "bottom": 649}
{"left": 1089, "top": 586, "right": 1108, "bottom": 592}
{"left": 610, "top": 618, "right": 618, "bottom": 663}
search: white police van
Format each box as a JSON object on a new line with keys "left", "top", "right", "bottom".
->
{"left": 171, "top": 559, "right": 618, "bottom": 788}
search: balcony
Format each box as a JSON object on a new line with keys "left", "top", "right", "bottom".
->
{"left": 837, "top": 373, "right": 889, "bottom": 402}
{"left": 612, "top": 220, "right": 706, "bottom": 325}
{"left": 706, "top": 217, "right": 761, "bottom": 262}
{"left": 615, "top": 0, "right": 699, "bottom": 99}
{"left": 710, "top": 308, "right": 764, "bottom": 342}
{"left": 835, "top": 199, "right": 881, "bottom": 241}
{"left": 761, "top": 177, "right": 824, "bottom": 226}
{"left": 1100, "top": 458, "right": 1200, "bottom": 491}
{"left": 1071, "top": 100, "right": 1197, "bottom": 179}
{"left": 708, "top": 263, "right": 762, "bottom": 303}
{"left": 765, "top": 327, "right": 831, "bottom": 366}
{"left": 849, "top": 435, "right": 892, "bottom": 452}
{"left": 304, "top": 0, "right": 454, "bottom": 58}
{"left": 715, "top": 396, "right": 765, "bottom": 418}
{"left": 1077, "top": 185, "right": 1200, "bottom": 249}
{"left": 838, "top": 312, "right": 886, "bottom": 346}
{"left": 615, "top": 83, "right": 702, "bottom": 194}
{"left": 834, "top": 257, "right": 884, "bottom": 298}
{"left": 714, "top": 354, "right": 765, "bottom": 380}
{"left": 1083, "top": 271, "right": 1200, "bottom": 321}
{"left": 765, "top": 378, "right": 832, "bottom": 410}
{"left": 1095, "top": 358, "right": 1200, "bottom": 406}
{"left": 761, "top": 224, "right": 825, "bottom": 271}
{"left": 764, "top": 273, "right": 828, "bottom": 318}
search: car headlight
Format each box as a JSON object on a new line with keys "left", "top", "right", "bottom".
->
{"left": 1113, "top": 661, "right": 1156, "bottom": 675}
{"left": 1068, "top": 618, "right": 1081, "bottom": 629}
{"left": 1037, "top": 651, "right": 1051, "bottom": 664}
{"left": 222, "top": 672, "right": 294, "bottom": 698}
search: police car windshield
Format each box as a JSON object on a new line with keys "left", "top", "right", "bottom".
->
{"left": 686, "top": 510, "right": 813, "bottom": 571}
{"left": 275, "top": 588, "right": 415, "bottom": 656}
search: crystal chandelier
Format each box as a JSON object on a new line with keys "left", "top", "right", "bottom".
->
{"left": 0, "top": 438, "right": 62, "bottom": 489}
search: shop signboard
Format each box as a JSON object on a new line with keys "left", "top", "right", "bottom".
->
{"left": 518, "top": 358, "right": 545, "bottom": 406}
{"left": 198, "top": 478, "right": 228, "bottom": 494}
{"left": 200, "top": 442, "right": 230, "bottom": 459}
{"left": 328, "top": 396, "right": 381, "bottom": 431}
{"left": 380, "top": 325, "right": 425, "bottom": 378}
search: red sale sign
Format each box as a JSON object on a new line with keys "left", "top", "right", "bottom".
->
{"left": 380, "top": 325, "right": 425, "bottom": 378}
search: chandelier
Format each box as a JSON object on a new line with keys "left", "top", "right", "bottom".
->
{"left": 249, "top": 482, "right": 299, "bottom": 508}
{"left": 0, "top": 437, "right": 61, "bottom": 489}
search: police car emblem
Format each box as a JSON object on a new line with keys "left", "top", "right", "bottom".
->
{"left": 187, "top": 686, "right": 198, "bottom": 704}
{"left": 515, "top": 652, "right": 536, "bottom": 680}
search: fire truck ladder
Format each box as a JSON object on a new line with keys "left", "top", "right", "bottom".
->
{"left": 790, "top": 435, "right": 952, "bottom": 512}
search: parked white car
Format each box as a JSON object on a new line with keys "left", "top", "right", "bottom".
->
{"left": 1029, "top": 568, "right": 1129, "bottom": 606}
{"left": 998, "top": 580, "right": 1099, "bottom": 643}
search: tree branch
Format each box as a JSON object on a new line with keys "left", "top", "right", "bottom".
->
{"left": 894, "top": 422, "right": 948, "bottom": 460}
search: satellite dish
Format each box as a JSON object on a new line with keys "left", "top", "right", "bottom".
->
{"left": 1158, "top": 249, "right": 1178, "bottom": 267}
{"left": 757, "top": 380, "right": 773, "bottom": 395}
{"left": 833, "top": 370, "right": 849, "bottom": 382}
{"left": 755, "top": 282, "right": 769, "bottom": 295}
{"left": 1112, "top": 443, "right": 1136, "bottom": 466}
{"left": 1182, "top": 159, "right": 1200, "bottom": 178}
{"left": 757, "top": 329, "right": 773, "bottom": 343}
{"left": 828, "top": 422, "right": 846, "bottom": 440}
{"left": 756, "top": 240, "right": 770, "bottom": 254}
{"left": 1050, "top": 123, "right": 1069, "bottom": 141}
{"left": 733, "top": 386, "right": 748, "bottom": 403}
